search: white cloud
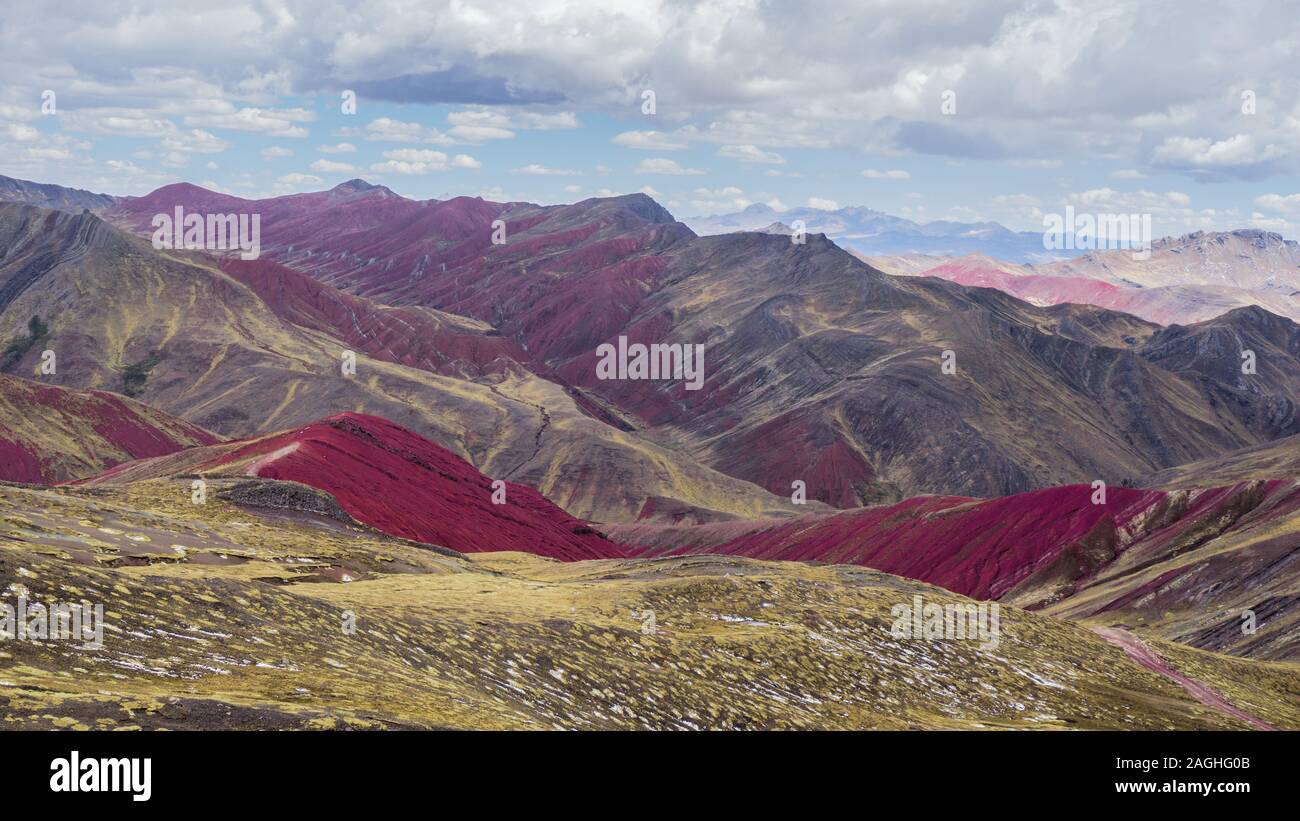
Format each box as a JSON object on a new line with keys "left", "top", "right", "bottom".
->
{"left": 6, "top": 0, "right": 1300, "bottom": 200}
{"left": 1032, "top": 187, "right": 1228, "bottom": 238}
{"left": 260, "top": 146, "right": 293, "bottom": 160}
{"left": 27, "top": 147, "right": 72, "bottom": 161}
{"left": 447, "top": 107, "right": 578, "bottom": 133}
{"left": 159, "top": 150, "right": 189, "bottom": 168}
{"left": 512, "top": 111, "right": 579, "bottom": 130}
{"left": 512, "top": 163, "right": 580, "bottom": 175}
{"left": 1006, "top": 159, "right": 1063, "bottom": 170}
{"left": 271, "top": 172, "right": 324, "bottom": 195}
{"left": 311, "top": 159, "right": 357, "bottom": 173}
{"left": 185, "top": 107, "right": 315, "bottom": 138}
{"left": 1151, "top": 134, "right": 1284, "bottom": 175}
{"left": 1254, "top": 193, "right": 1300, "bottom": 217}
{"left": 4, "top": 124, "right": 40, "bottom": 142}
{"left": 448, "top": 124, "right": 515, "bottom": 142}
{"left": 278, "top": 173, "right": 322, "bottom": 185}
{"left": 361, "top": 118, "right": 455, "bottom": 145}
{"left": 370, "top": 148, "right": 480, "bottom": 174}
{"left": 319, "top": 142, "right": 357, "bottom": 154}
{"left": 613, "top": 130, "right": 687, "bottom": 150}
{"left": 636, "top": 158, "right": 704, "bottom": 175}
{"left": 861, "top": 168, "right": 910, "bottom": 180}
{"left": 446, "top": 109, "right": 515, "bottom": 140}
{"left": 0, "top": 103, "right": 37, "bottom": 122}
{"left": 1066, "top": 187, "right": 1191, "bottom": 210}
{"left": 694, "top": 186, "right": 744, "bottom": 198}
{"left": 105, "top": 159, "right": 143, "bottom": 173}
{"left": 689, "top": 185, "right": 750, "bottom": 212}
{"left": 989, "top": 193, "right": 1041, "bottom": 207}
{"left": 64, "top": 110, "right": 176, "bottom": 137}
{"left": 718, "top": 144, "right": 786, "bottom": 165}
{"left": 160, "top": 128, "right": 228, "bottom": 153}
{"left": 807, "top": 197, "right": 839, "bottom": 210}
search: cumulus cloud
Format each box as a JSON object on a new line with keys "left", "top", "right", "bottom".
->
{"left": 4, "top": 124, "right": 40, "bottom": 142}
{"left": 5, "top": 0, "right": 1300, "bottom": 212}
{"left": 359, "top": 117, "right": 455, "bottom": 145}
{"left": 185, "top": 107, "right": 315, "bottom": 138}
{"left": 370, "top": 148, "right": 480, "bottom": 174}
{"left": 694, "top": 186, "right": 745, "bottom": 198}
{"left": 512, "top": 164, "right": 580, "bottom": 175}
{"left": 62, "top": 110, "right": 177, "bottom": 137}
{"left": 718, "top": 144, "right": 785, "bottom": 165}
{"left": 0, "top": 2, "right": 1292, "bottom": 174}
{"left": 311, "top": 158, "right": 357, "bottom": 173}
{"left": 1254, "top": 193, "right": 1300, "bottom": 217}
{"left": 160, "top": 129, "right": 228, "bottom": 153}
{"left": 636, "top": 158, "right": 704, "bottom": 175}
{"left": 280, "top": 172, "right": 322, "bottom": 183}
{"left": 1150, "top": 134, "right": 1285, "bottom": 178}
{"left": 448, "top": 124, "right": 515, "bottom": 141}
{"left": 613, "top": 130, "right": 687, "bottom": 150}
{"left": 447, "top": 107, "right": 578, "bottom": 132}
{"left": 861, "top": 168, "right": 910, "bottom": 179}
{"left": 27, "top": 147, "right": 73, "bottom": 161}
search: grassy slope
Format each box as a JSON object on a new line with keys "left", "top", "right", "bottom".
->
{"left": 2, "top": 479, "right": 1297, "bottom": 730}
{"left": 1142, "top": 434, "right": 1300, "bottom": 488}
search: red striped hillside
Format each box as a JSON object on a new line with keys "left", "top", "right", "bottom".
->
{"left": 0, "top": 373, "right": 218, "bottom": 484}
{"left": 85, "top": 412, "right": 623, "bottom": 561}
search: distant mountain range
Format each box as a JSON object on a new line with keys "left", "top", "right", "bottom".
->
{"left": 865, "top": 229, "right": 1300, "bottom": 325}
{"left": 686, "top": 202, "right": 1064, "bottom": 262}
{"left": 0, "top": 173, "right": 117, "bottom": 213}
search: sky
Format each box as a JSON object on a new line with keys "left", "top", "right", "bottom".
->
{"left": 3, "top": 0, "right": 1300, "bottom": 239}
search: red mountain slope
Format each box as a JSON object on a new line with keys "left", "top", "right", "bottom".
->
{"left": 922, "top": 260, "right": 1124, "bottom": 306}
{"left": 615, "top": 480, "right": 1299, "bottom": 603}
{"left": 218, "top": 256, "right": 527, "bottom": 379}
{"left": 101, "top": 182, "right": 1300, "bottom": 509}
{"left": 87, "top": 412, "right": 623, "bottom": 561}
{"left": 0, "top": 373, "right": 218, "bottom": 483}
{"left": 106, "top": 183, "right": 693, "bottom": 365}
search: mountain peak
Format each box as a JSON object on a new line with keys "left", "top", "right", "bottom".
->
{"left": 328, "top": 178, "right": 401, "bottom": 199}
{"left": 331, "top": 178, "right": 377, "bottom": 193}
{"left": 578, "top": 191, "right": 679, "bottom": 225}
